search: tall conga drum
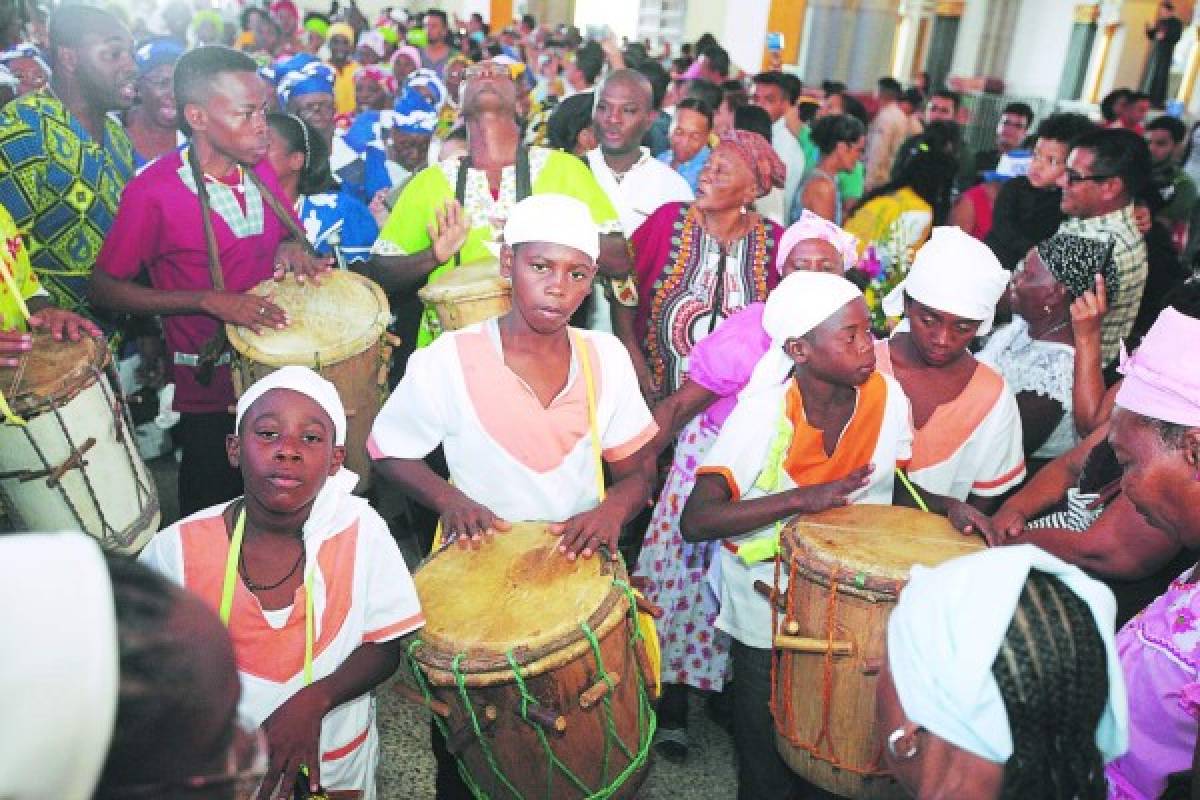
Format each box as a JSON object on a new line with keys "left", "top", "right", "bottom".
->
{"left": 0, "top": 334, "right": 160, "bottom": 553}
{"left": 417, "top": 260, "right": 511, "bottom": 332}
{"left": 769, "top": 506, "right": 984, "bottom": 799}
{"left": 225, "top": 272, "right": 391, "bottom": 492}
{"left": 405, "top": 522, "right": 656, "bottom": 800}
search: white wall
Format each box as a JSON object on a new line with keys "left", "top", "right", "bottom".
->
{"left": 575, "top": 0, "right": 641, "bottom": 41}
{"left": 720, "top": 0, "right": 771, "bottom": 74}
{"left": 1002, "top": 0, "right": 1077, "bottom": 96}
{"left": 684, "top": 0, "right": 730, "bottom": 48}
{"left": 949, "top": 0, "right": 989, "bottom": 77}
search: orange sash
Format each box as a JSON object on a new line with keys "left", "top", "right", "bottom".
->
{"left": 782, "top": 371, "right": 887, "bottom": 486}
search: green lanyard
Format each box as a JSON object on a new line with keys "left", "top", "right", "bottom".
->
{"left": 220, "top": 506, "right": 315, "bottom": 685}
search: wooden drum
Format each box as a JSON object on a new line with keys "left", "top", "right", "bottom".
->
{"left": 406, "top": 522, "right": 656, "bottom": 799}
{"left": 417, "top": 260, "right": 511, "bottom": 332}
{"left": 770, "top": 506, "right": 984, "bottom": 799}
{"left": 226, "top": 272, "right": 391, "bottom": 492}
{"left": 0, "top": 334, "right": 160, "bottom": 553}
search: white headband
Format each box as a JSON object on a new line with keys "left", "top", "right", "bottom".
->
{"left": 887, "top": 545, "right": 1128, "bottom": 765}
{"left": 235, "top": 366, "right": 347, "bottom": 446}
{"left": 503, "top": 193, "right": 600, "bottom": 262}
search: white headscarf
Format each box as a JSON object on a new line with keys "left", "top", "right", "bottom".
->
{"left": 741, "top": 271, "right": 864, "bottom": 395}
{"left": 887, "top": 545, "right": 1128, "bottom": 765}
{"left": 0, "top": 533, "right": 118, "bottom": 800}
{"left": 503, "top": 193, "right": 600, "bottom": 262}
{"left": 882, "top": 226, "right": 1010, "bottom": 335}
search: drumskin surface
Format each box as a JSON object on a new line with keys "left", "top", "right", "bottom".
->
{"left": 407, "top": 522, "right": 654, "bottom": 799}
{"left": 773, "top": 506, "right": 984, "bottom": 800}
{"left": 417, "top": 260, "right": 512, "bottom": 332}
{"left": 0, "top": 335, "right": 159, "bottom": 552}
{"left": 226, "top": 272, "right": 390, "bottom": 492}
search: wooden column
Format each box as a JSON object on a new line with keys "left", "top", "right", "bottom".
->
{"left": 762, "top": 0, "right": 807, "bottom": 69}
{"left": 490, "top": 0, "right": 514, "bottom": 28}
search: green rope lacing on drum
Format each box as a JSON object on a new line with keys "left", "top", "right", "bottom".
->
{"left": 405, "top": 578, "right": 655, "bottom": 799}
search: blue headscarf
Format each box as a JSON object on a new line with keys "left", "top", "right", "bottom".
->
{"left": 133, "top": 37, "right": 185, "bottom": 77}
{"left": 0, "top": 43, "right": 49, "bottom": 77}
{"left": 271, "top": 53, "right": 335, "bottom": 105}
{"left": 403, "top": 67, "right": 446, "bottom": 110}
{"left": 391, "top": 85, "right": 438, "bottom": 135}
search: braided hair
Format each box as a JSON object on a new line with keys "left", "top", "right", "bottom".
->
{"left": 992, "top": 569, "right": 1109, "bottom": 800}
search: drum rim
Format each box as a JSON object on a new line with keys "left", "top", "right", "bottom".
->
{"left": 2, "top": 333, "right": 107, "bottom": 416}
{"left": 225, "top": 272, "right": 390, "bottom": 366}
{"left": 416, "top": 260, "right": 510, "bottom": 303}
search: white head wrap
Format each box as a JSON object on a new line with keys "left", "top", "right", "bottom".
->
{"left": 882, "top": 226, "right": 1010, "bottom": 335}
{"left": 887, "top": 545, "right": 1128, "bottom": 765}
{"left": 503, "top": 194, "right": 600, "bottom": 262}
{"left": 0, "top": 533, "right": 118, "bottom": 800}
{"left": 235, "top": 365, "right": 347, "bottom": 446}
{"left": 741, "top": 271, "right": 864, "bottom": 395}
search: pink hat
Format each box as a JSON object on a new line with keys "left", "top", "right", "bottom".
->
{"left": 1116, "top": 306, "right": 1200, "bottom": 427}
{"left": 776, "top": 210, "right": 860, "bottom": 274}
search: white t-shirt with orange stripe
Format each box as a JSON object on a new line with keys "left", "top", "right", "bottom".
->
{"left": 368, "top": 319, "right": 658, "bottom": 523}
{"left": 875, "top": 340, "right": 1026, "bottom": 500}
{"left": 139, "top": 484, "right": 423, "bottom": 797}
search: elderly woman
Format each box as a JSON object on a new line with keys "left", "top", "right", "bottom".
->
{"left": 979, "top": 233, "right": 1119, "bottom": 463}
{"left": 1095, "top": 306, "right": 1200, "bottom": 800}
{"left": 635, "top": 210, "right": 858, "bottom": 761}
{"left": 629, "top": 129, "right": 785, "bottom": 401}
{"left": 879, "top": 546, "right": 1126, "bottom": 799}
{"left": 354, "top": 65, "right": 397, "bottom": 114}
{"left": 124, "top": 37, "right": 184, "bottom": 169}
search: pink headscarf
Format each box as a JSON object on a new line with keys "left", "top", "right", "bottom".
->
{"left": 392, "top": 45, "right": 421, "bottom": 70}
{"left": 717, "top": 130, "right": 786, "bottom": 198}
{"left": 776, "top": 210, "right": 860, "bottom": 274}
{"left": 357, "top": 64, "right": 397, "bottom": 96}
{"left": 1116, "top": 307, "right": 1200, "bottom": 427}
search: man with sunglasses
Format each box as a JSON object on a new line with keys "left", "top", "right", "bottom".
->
{"left": 1054, "top": 127, "right": 1151, "bottom": 368}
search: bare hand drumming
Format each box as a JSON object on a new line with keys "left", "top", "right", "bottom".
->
{"left": 0, "top": 329, "right": 31, "bottom": 368}
{"left": 202, "top": 291, "right": 289, "bottom": 334}
{"left": 273, "top": 239, "right": 334, "bottom": 284}
{"left": 947, "top": 499, "right": 998, "bottom": 542}
{"left": 27, "top": 308, "right": 102, "bottom": 342}
{"left": 790, "top": 465, "right": 874, "bottom": 514}
{"left": 429, "top": 199, "right": 471, "bottom": 264}
{"left": 440, "top": 494, "right": 512, "bottom": 549}
{"left": 551, "top": 506, "right": 623, "bottom": 561}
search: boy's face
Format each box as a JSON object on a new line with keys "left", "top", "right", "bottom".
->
{"left": 903, "top": 296, "right": 982, "bottom": 367}
{"left": 789, "top": 296, "right": 876, "bottom": 386}
{"left": 1027, "top": 138, "right": 1069, "bottom": 189}
{"left": 189, "top": 70, "right": 271, "bottom": 165}
{"left": 500, "top": 241, "right": 597, "bottom": 334}
{"left": 226, "top": 389, "right": 345, "bottom": 515}
{"left": 1146, "top": 128, "right": 1178, "bottom": 166}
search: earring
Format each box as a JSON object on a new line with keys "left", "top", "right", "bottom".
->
{"left": 739, "top": 204, "right": 749, "bottom": 216}
{"left": 887, "top": 727, "right": 919, "bottom": 760}
{"left": 1042, "top": 304, "right": 1053, "bottom": 316}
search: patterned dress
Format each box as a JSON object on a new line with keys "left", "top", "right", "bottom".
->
{"left": 0, "top": 89, "right": 135, "bottom": 313}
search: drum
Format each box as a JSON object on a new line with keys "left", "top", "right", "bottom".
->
{"left": 0, "top": 334, "right": 160, "bottom": 553}
{"left": 417, "top": 260, "right": 511, "bottom": 332}
{"left": 226, "top": 272, "right": 391, "bottom": 493}
{"left": 770, "top": 506, "right": 984, "bottom": 800}
{"left": 405, "top": 522, "right": 656, "bottom": 800}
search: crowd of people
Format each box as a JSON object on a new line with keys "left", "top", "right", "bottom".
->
{"left": 3, "top": 0, "right": 1200, "bottom": 798}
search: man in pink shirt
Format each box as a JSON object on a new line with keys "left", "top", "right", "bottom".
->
{"left": 90, "top": 45, "right": 329, "bottom": 514}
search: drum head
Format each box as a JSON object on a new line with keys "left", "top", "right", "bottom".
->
{"left": 783, "top": 506, "right": 983, "bottom": 596}
{"left": 226, "top": 271, "right": 389, "bottom": 366}
{"left": 0, "top": 334, "right": 106, "bottom": 416}
{"left": 413, "top": 522, "right": 615, "bottom": 665}
{"left": 417, "top": 259, "right": 509, "bottom": 303}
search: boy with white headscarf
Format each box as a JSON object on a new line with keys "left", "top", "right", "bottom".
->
{"left": 140, "top": 366, "right": 423, "bottom": 799}
{"left": 679, "top": 270, "right": 917, "bottom": 799}
{"left": 876, "top": 226, "right": 1026, "bottom": 505}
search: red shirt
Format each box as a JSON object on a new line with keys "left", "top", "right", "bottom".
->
{"left": 96, "top": 153, "right": 297, "bottom": 413}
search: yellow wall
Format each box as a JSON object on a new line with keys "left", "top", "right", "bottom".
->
{"left": 763, "top": 0, "right": 806, "bottom": 68}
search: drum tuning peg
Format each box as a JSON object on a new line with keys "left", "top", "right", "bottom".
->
{"left": 579, "top": 672, "right": 620, "bottom": 710}
{"left": 520, "top": 701, "right": 567, "bottom": 735}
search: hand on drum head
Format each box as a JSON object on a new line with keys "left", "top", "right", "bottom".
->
{"left": 988, "top": 507, "right": 1027, "bottom": 541}
{"left": 26, "top": 308, "right": 103, "bottom": 343}
{"left": 256, "top": 686, "right": 327, "bottom": 800}
{"left": 788, "top": 464, "right": 874, "bottom": 515}
{"left": 947, "top": 499, "right": 998, "bottom": 543}
{"left": 203, "top": 291, "right": 289, "bottom": 333}
{"left": 273, "top": 239, "right": 334, "bottom": 285}
{"left": 0, "top": 328, "right": 31, "bottom": 367}
{"left": 441, "top": 497, "right": 512, "bottom": 549}
{"left": 428, "top": 199, "right": 470, "bottom": 265}
{"left": 550, "top": 507, "right": 623, "bottom": 561}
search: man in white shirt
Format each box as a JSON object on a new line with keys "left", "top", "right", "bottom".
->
{"left": 750, "top": 71, "right": 806, "bottom": 215}
{"left": 865, "top": 76, "right": 910, "bottom": 190}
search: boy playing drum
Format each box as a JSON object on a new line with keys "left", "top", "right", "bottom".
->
{"left": 369, "top": 193, "right": 658, "bottom": 798}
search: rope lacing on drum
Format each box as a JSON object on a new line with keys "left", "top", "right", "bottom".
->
{"left": 404, "top": 578, "right": 656, "bottom": 799}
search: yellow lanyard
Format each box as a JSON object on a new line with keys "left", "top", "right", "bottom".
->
{"left": 0, "top": 249, "right": 30, "bottom": 427}
{"left": 220, "top": 507, "right": 315, "bottom": 685}
{"left": 572, "top": 330, "right": 605, "bottom": 502}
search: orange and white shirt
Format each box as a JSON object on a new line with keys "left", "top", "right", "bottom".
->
{"left": 696, "top": 371, "right": 913, "bottom": 649}
{"left": 875, "top": 340, "right": 1026, "bottom": 501}
{"left": 368, "top": 319, "right": 658, "bottom": 522}
{"left": 139, "top": 488, "right": 423, "bottom": 798}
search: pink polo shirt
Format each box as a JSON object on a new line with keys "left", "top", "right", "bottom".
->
{"left": 95, "top": 152, "right": 296, "bottom": 413}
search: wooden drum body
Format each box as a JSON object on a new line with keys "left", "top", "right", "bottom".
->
{"left": 406, "top": 523, "right": 656, "bottom": 800}
{"left": 226, "top": 272, "right": 391, "bottom": 493}
{"left": 0, "top": 335, "right": 160, "bottom": 553}
{"left": 418, "top": 260, "right": 511, "bottom": 332}
{"left": 770, "top": 506, "right": 983, "bottom": 800}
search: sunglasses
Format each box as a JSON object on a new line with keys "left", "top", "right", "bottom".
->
{"left": 464, "top": 62, "right": 513, "bottom": 81}
{"left": 1064, "top": 168, "right": 1115, "bottom": 185}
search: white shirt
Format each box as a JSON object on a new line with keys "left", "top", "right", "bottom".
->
{"left": 585, "top": 147, "right": 694, "bottom": 236}
{"left": 369, "top": 319, "right": 658, "bottom": 523}
{"left": 698, "top": 374, "right": 913, "bottom": 649}
{"left": 772, "top": 116, "right": 807, "bottom": 217}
